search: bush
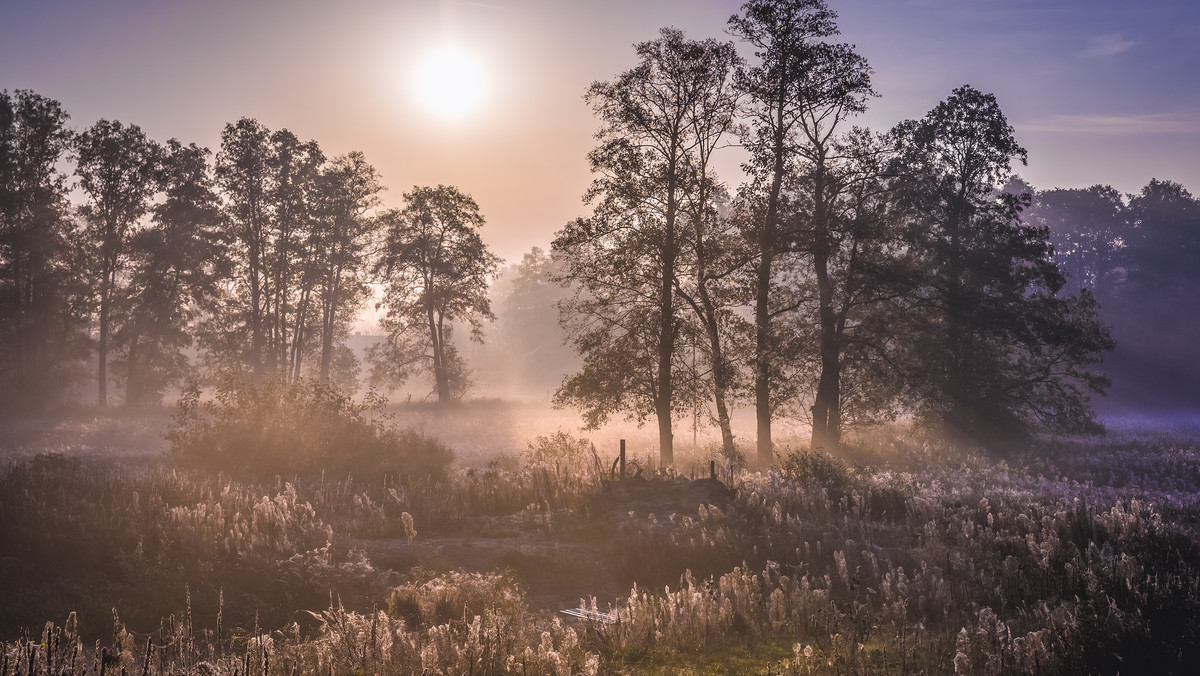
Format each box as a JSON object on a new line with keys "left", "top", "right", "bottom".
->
{"left": 167, "top": 375, "right": 453, "bottom": 481}
{"left": 778, "top": 448, "right": 852, "bottom": 490}
{"left": 522, "top": 429, "right": 593, "bottom": 469}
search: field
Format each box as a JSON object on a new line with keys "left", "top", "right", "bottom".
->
{"left": 2, "top": 404, "right": 1200, "bottom": 675}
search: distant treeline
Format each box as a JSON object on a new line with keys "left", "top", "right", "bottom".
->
{"left": 0, "top": 91, "right": 499, "bottom": 412}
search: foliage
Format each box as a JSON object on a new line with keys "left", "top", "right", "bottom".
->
{"left": 370, "top": 185, "right": 501, "bottom": 404}
{"left": 7, "top": 429, "right": 1200, "bottom": 673}
{"left": 0, "top": 89, "right": 85, "bottom": 413}
{"left": 167, "top": 375, "right": 453, "bottom": 480}
{"left": 522, "top": 429, "right": 594, "bottom": 469}
{"left": 554, "top": 28, "right": 741, "bottom": 467}
{"left": 777, "top": 448, "right": 852, "bottom": 490}
{"left": 891, "top": 85, "right": 1113, "bottom": 449}
{"left": 75, "top": 118, "right": 163, "bottom": 408}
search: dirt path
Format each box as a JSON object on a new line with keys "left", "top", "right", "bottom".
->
{"left": 354, "top": 477, "right": 735, "bottom": 612}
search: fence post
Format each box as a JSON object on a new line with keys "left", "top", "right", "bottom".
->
{"left": 709, "top": 460, "right": 716, "bottom": 481}
{"left": 619, "top": 439, "right": 626, "bottom": 479}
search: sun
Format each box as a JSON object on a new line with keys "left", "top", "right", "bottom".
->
{"left": 413, "top": 44, "right": 486, "bottom": 121}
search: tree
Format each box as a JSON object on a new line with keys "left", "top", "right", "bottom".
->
{"left": 728, "top": 0, "right": 866, "bottom": 466}
{"left": 488, "top": 247, "right": 578, "bottom": 399}
{"left": 117, "top": 139, "right": 226, "bottom": 405}
{"left": 790, "top": 128, "right": 911, "bottom": 448}
{"left": 75, "top": 119, "right": 162, "bottom": 408}
{"left": 892, "top": 86, "right": 1113, "bottom": 448}
{"left": 311, "top": 151, "right": 383, "bottom": 385}
{"left": 673, "top": 39, "right": 745, "bottom": 458}
{"left": 213, "top": 118, "right": 273, "bottom": 376}
{"left": 371, "top": 185, "right": 500, "bottom": 404}
{"left": 0, "top": 89, "right": 85, "bottom": 411}
{"left": 1025, "top": 184, "right": 1128, "bottom": 299}
{"left": 554, "top": 28, "right": 737, "bottom": 466}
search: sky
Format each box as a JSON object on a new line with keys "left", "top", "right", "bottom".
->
{"left": 2, "top": 0, "right": 1198, "bottom": 266}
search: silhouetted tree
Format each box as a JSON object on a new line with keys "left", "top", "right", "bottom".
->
{"left": 117, "top": 139, "right": 226, "bottom": 405}
{"left": 213, "top": 118, "right": 273, "bottom": 375}
{"left": 311, "top": 151, "right": 384, "bottom": 385}
{"left": 0, "top": 90, "right": 86, "bottom": 411}
{"left": 554, "top": 28, "right": 736, "bottom": 466}
{"left": 673, "top": 39, "right": 744, "bottom": 457}
{"left": 371, "top": 185, "right": 500, "bottom": 404}
{"left": 729, "top": 0, "right": 863, "bottom": 466}
{"left": 892, "top": 86, "right": 1112, "bottom": 448}
{"left": 75, "top": 119, "right": 162, "bottom": 408}
{"left": 1026, "top": 184, "right": 1128, "bottom": 298}
{"left": 790, "top": 129, "right": 912, "bottom": 447}
{"left": 265, "top": 129, "right": 324, "bottom": 379}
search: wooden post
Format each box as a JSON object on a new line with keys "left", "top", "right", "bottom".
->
{"left": 619, "top": 439, "right": 626, "bottom": 479}
{"left": 709, "top": 460, "right": 716, "bottom": 481}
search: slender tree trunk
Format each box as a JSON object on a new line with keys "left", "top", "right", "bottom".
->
{"left": 429, "top": 307, "right": 449, "bottom": 404}
{"left": 98, "top": 273, "right": 110, "bottom": 408}
{"left": 126, "top": 328, "right": 141, "bottom": 408}
{"left": 656, "top": 156, "right": 680, "bottom": 467}
{"left": 249, "top": 230, "right": 264, "bottom": 377}
{"left": 809, "top": 161, "right": 842, "bottom": 449}
{"left": 319, "top": 266, "right": 341, "bottom": 383}
{"left": 755, "top": 91, "right": 789, "bottom": 469}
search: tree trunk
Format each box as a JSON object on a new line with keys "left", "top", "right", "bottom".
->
{"left": 429, "top": 308, "right": 450, "bottom": 404}
{"left": 98, "top": 276, "right": 109, "bottom": 409}
{"left": 126, "top": 328, "right": 140, "bottom": 407}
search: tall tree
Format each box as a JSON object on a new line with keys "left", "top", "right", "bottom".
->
{"left": 118, "top": 139, "right": 226, "bottom": 405}
{"left": 265, "top": 129, "right": 323, "bottom": 379}
{"left": 371, "top": 185, "right": 500, "bottom": 404}
{"left": 311, "top": 151, "right": 383, "bottom": 385}
{"left": 75, "top": 119, "right": 161, "bottom": 408}
{"left": 728, "top": 0, "right": 852, "bottom": 467}
{"left": 893, "top": 85, "right": 1113, "bottom": 447}
{"left": 673, "top": 39, "right": 744, "bottom": 458}
{"left": 214, "top": 118, "right": 273, "bottom": 375}
{"left": 555, "top": 28, "right": 734, "bottom": 467}
{"left": 0, "top": 90, "right": 83, "bottom": 411}
{"left": 790, "top": 129, "right": 910, "bottom": 447}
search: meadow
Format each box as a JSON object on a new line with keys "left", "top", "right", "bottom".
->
{"left": 2, "top": 401, "right": 1199, "bottom": 675}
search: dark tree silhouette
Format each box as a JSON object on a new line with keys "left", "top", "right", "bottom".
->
{"left": 729, "top": 0, "right": 861, "bottom": 466}
{"left": 311, "top": 151, "right": 383, "bottom": 385}
{"left": 892, "top": 86, "right": 1112, "bottom": 447}
{"left": 117, "top": 139, "right": 226, "bottom": 405}
{"left": 554, "top": 28, "right": 737, "bottom": 466}
{"left": 75, "top": 119, "right": 162, "bottom": 408}
{"left": 673, "top": 39, "right": 744, "bottom": 458}
{"left": 371, "top": 185, "right": 500, "bottom": 404}
{"left": 214, "top": 118, "right": 273, "bottom": 376}
{"left": 0, "top": 90, "right": 85, "bottom": 411}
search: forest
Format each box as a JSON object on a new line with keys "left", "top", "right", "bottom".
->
{"left": 3, "top": 0, "right": 1200, "bottom": 673}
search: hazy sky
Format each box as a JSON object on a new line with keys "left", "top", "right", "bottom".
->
{"left": 2, "top": 0, "right": 1198, "bottom": 265}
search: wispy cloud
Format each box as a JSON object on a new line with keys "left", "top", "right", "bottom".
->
{"left": 1082, "top": 34, "right": 1136, "bottom": 58}
{"left": 1022, "top": 112, "right": 1200, "bottom": 135}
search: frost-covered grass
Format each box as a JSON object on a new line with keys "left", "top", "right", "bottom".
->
{"left": 3, "top": 428, "right": 1200, "bottom": 674}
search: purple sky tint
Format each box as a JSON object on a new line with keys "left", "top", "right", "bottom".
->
{"left": 2, "top": 0, "right": 1197, "bottom": 263}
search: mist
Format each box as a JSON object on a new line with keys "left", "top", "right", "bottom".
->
{"left": 5, "top": 0, "right": 1200, "bottom": 673}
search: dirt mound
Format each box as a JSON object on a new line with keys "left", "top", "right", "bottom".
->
{"left": 596, "top": 476, "right": 733, "bottom": 520}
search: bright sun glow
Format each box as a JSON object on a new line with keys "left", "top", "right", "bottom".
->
{"left": 414, "top": 44, "right": 485, "bottom": 120}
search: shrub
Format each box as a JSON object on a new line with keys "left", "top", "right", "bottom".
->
{"left": 522, "top": 429, "right": 593, "bottom": 470}
{"left": 167, "top": 375, "right": 453, "bottom": 481}
{"left": 778, "top": 448, "right": 852, "bottom": 490}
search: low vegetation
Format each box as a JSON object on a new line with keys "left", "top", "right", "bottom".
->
{"left": 3, "top": 414, "right": 1200, "bottom": 674}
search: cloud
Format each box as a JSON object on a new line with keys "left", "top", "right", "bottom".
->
{"left": 1022, "top": 112, "right": 1200, "bottom": 135}
{"left": 1082, "top": 34, "right": 1135, "bottom": 58}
